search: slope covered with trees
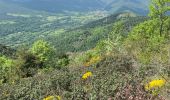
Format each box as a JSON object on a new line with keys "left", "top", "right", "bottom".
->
{"left": 0, "top": 0, "right": 170, "bottom": 100}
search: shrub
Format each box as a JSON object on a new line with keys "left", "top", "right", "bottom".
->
{"left": 0, "top": 56, "right": 15, "bottom": 84}
{"left": 114, "top": 80, "right": 165, "bottom": 100}
{"left": 57, "top": 54, "right": 70, "bottom": 68}
{"left": 15, "top": 49, "right": 42, "bottom": 77}
{"left": 0, "top": 69, "right": 74, "bottom": 100}
{"left": 30, "top": 40, "right": 56, "bottom": 67}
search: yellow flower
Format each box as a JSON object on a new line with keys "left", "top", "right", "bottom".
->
{"left": 145, "top": 79, "right": 166, "bottom": 90}
{"left": 43, "top": 96, "right": 61, "bottom": 100}
{"left": 82, "top": 72, "right": 92, "bottom": 80}
{"left": 84, "top": 56, "right": 101, "bottom": 67}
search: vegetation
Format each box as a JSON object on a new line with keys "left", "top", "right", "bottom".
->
{"left": 0, "top": 11, "right": 105, "bottom": 48}
{"left": 149, "top": 0, "right": 170, "bottom": 36}
{"left": 0, "top": 0, "right": 170, "bottom": 100}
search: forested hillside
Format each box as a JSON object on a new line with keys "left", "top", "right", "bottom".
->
{"left": 0, "top": 0, "right": 170, "bottom": 100}
{"left": 51, "top": 13, "right": 148, "bottom": 54}
{"left": 0, "top": 12, "right": 147, "bottom": 54}
{"left": 0, "top": 12, "right": 106, "bottom": 47}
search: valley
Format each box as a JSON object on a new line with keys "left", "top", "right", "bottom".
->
{"left": 0, "top": 11, "right": 107, "bottom": 47}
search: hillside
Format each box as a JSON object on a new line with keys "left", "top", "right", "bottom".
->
{"left": 103, "top": 0, "right": 149, "bottom": 15}
{"left": 0, "top": 0, "right": 170, "bottom": 100}
{"left": 0, "top": 14, "right": 169, "bottom": 100}
{"left": 0, "top": 12, "right": 148, "bottom": 54}
{"left": 50, "top": 13, "right": 148, "bottom": 53}
{"left": 0, "top": 11, "right": 106, "bottom": 47}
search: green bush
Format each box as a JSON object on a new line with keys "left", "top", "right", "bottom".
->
{"left": 15, "top": 49, "right": 42, "bottom": 78}
{"left": 0, "top": 56, "right": 19, "bottom": 84}
{"left": 0, "top": 69, "right": 74, "bottom": 100}
{"left": 0, "top": 54, "right": 134, "bottom": 100}
{"left": 30, "top": 40, "right": 56, "bottom": 67}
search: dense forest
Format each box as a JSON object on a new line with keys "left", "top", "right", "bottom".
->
{"left": 0, "top": 0, "right": 170, "bottom": 100}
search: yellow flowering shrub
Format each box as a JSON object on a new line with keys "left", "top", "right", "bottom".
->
{"left": 82, "top": 72, "right": 92, "bottom": 80}
{"left": 43, "top": 95, "right": 61, "bottom": 100}
{"left": 145, "top": 79, "right": 166, "bottom": 91}
{"left": 84, "top": 56, "right": 101, "bottom": 67}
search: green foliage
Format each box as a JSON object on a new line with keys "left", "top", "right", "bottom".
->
{"left": 149, "top": 0, "right": 170, "bottom": 36}
{"left": 0, "top": 56, "right": 14, "bottom": 84}
{"left": 30, "top": 40, "right": 55, "bottom": 66}
{"left": 15, "top": 49, "right": 42, "bottom": 77}
{"left": 73, "top": 48, "right": 100, "bottom": 67}
{"left": 0, "top": 55, "right": 133, "bottom": 99}
{"left": 95, "top": 21, "right": 125, "bottom": 57}
{"left": 0, "top": 69, "right": 74, "bottom": 100}
{"left": 57, "top": 54, "right": 70, "bottom": 68}
{"left": 1, "top": 53, "right": 167, "bottom": 100}
{"left": 125, "top": 18, "right": 169, "bottom": 64}
{"left": 149, "top": 0, "right": 170, "bottom": 18}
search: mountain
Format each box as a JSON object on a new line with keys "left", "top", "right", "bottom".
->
{"left": 49, "top": 13, "right": 148, "bottom": 53}
{"left": 103, "top": 0, "right": 150, "bottom": 15}
{"left": 0, "top": 12, "right": 147, "bottom": 54}
{"left": 1, "top": 0, "right": 150, "bottom": 15}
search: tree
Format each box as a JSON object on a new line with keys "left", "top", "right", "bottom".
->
{"left": 0, "top": 56, "right": 14, "bottom": 84}
{"left": 30, "top": 40, "right": 55, "bottom": 67}
{"left": 149, "top": 0, "right": 170, "bottom": 36}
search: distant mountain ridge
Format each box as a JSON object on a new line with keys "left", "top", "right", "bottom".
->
{"left": 1, "top": 0, "right": 150, "bottom": 15}
{"left": 103, "top": 0, "right": 149, "bottom": 15}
